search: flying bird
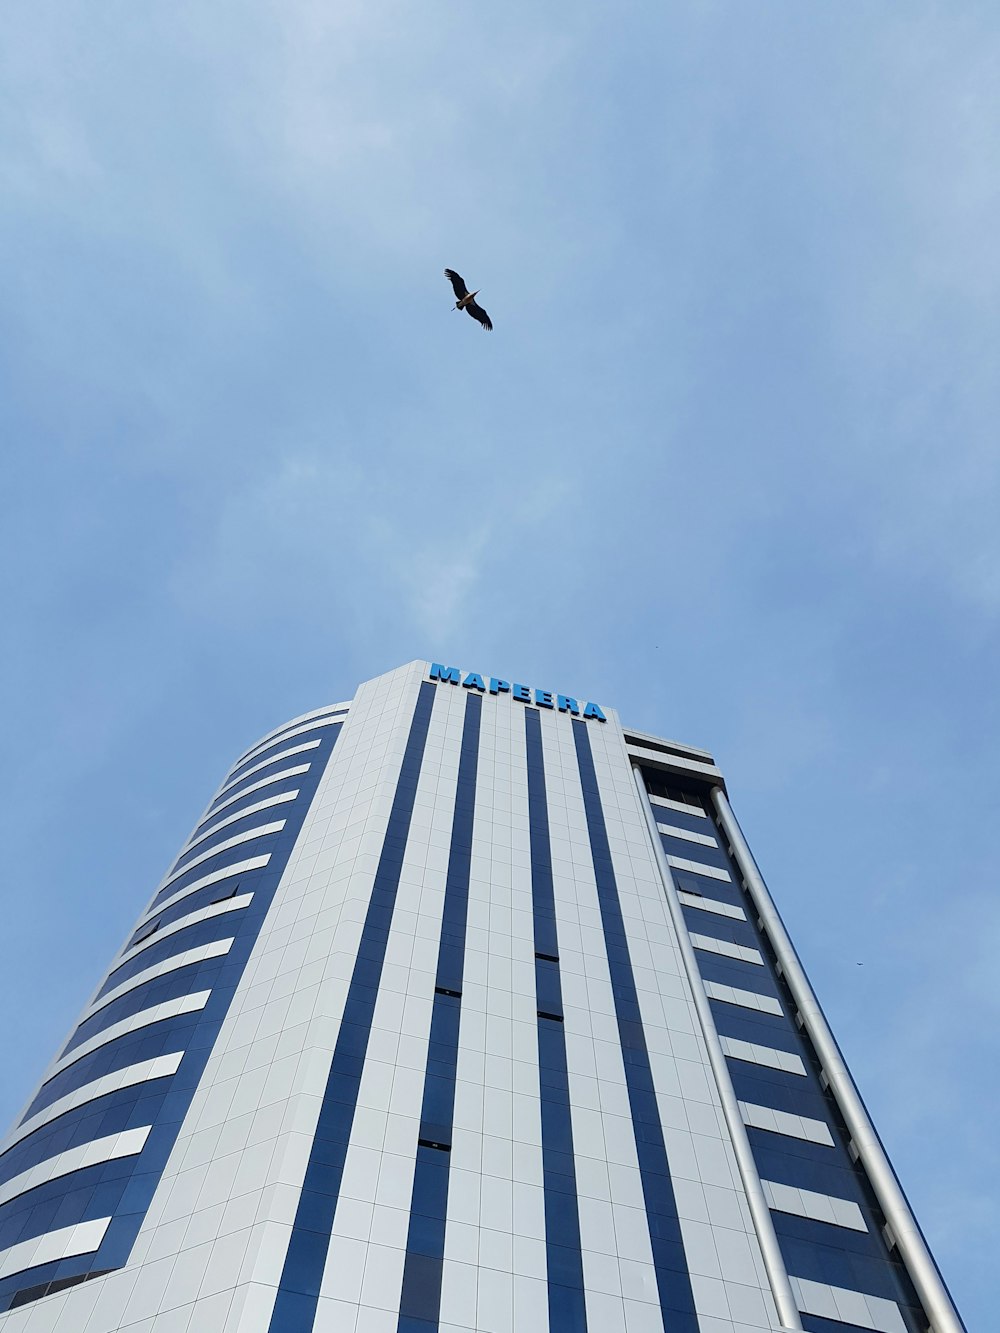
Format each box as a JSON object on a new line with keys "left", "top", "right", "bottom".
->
{"left": 444, "top": 269, "right": 492, "bottom": 330}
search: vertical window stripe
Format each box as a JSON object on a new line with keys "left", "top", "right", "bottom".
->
{"left": 396, "top": 692, "right": 482, "bottom": 1333}
{"left": 572, "top": 722, "right": 699, "bottom": 1332}
{"left": 525, "top": 709, "right": 588, "bottom": 1332}
{"left": 268, "top": 683, "right": 436, "bottom": 1333}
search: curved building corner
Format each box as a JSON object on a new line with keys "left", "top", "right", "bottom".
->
{"left": 0, "top": 660, "right": 964, "bottom": 1333}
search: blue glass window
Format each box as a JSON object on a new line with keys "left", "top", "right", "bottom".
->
{"left": 267, "top": 683, "right": 436, "bottom": 1333}
{"left": 574, "top": 723, "right": 698, "bottom": 1332}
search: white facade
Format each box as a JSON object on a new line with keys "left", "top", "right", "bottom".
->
{"left": 0, "top": 662, "right": 961, "bottom": 1333}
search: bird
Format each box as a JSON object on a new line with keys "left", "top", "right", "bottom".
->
{"left": 444, "top": 268, "right": 493, "bottom": 330}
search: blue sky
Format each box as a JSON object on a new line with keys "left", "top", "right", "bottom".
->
{"left": 1, "top": 1, "right": 997, "bottom": 1324}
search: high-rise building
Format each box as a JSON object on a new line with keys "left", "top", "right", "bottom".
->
{"left": 0, "top": 661, "right": 964, "bottom": 1333}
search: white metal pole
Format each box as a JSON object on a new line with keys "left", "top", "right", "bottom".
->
{"left": 712, "top": 786, "right": 966, "bottom": 1333}
{"left": 631, "top": 765, "right": 804, "bottom": 1331}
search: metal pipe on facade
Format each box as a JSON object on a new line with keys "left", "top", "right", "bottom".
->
{"left": 711, "top": 786, "right": 967, "bottom": 1333}
{"left": 631, "top": 766, "right": 804, "bottom": 1332}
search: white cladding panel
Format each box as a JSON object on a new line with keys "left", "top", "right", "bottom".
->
{"left": 0, "top": 663, "right": 788, "bottom": 1332}
{"left": 578, "top": 716, "right": 781, "bottom": 1332}
{"left": 0, "top": 664, "right": 428, "bottom": 1333}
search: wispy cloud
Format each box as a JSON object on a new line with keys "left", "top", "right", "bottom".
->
{"left": 2, "top": 4, "right": 998, "bottom": 1324}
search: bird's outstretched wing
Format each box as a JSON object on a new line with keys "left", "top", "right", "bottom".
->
{"left": 465, "top": 299, "right": 492, "bottom": 331}
{"left": 444, "top": 268, "right": 469, "bottom": 300}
